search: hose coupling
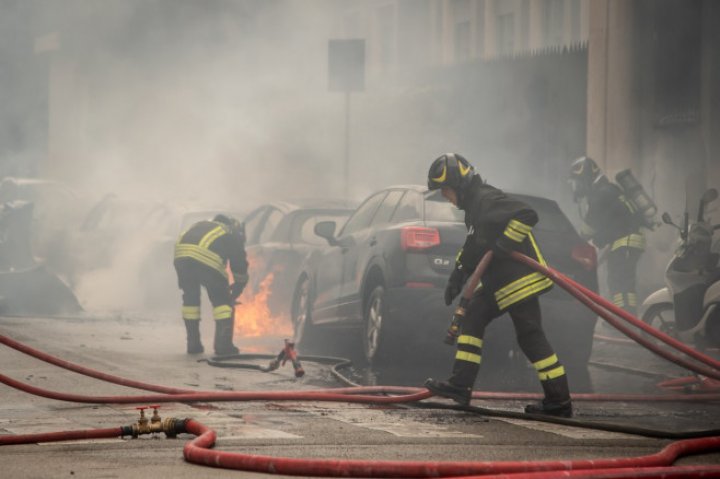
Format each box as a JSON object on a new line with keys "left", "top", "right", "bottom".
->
{"left": 121, "top": 406, "right": 190, "bottom": 438}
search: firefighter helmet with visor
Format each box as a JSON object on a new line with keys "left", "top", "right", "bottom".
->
{"left": 569, "top": 156, "right": 603, "bottom": 201}
{"left": 427, "top": 153, "right": 475, "bottom": 194}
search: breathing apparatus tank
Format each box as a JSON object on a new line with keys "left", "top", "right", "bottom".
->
{"left": 615, "top": 169, "right": 658, "bottom": 229}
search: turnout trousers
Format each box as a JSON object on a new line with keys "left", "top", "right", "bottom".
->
{"left": 174, "top": 257, "right": 234, "bottom": 322}
{"left": 449, "top": 294, "right": 570, "bottom": 405}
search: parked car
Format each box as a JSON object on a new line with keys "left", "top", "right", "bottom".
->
{"left": 242, "top": 199, "right": 355, "bottom": 320}
{"left": 291, "top": 185, "right": 599, "bottom": 388}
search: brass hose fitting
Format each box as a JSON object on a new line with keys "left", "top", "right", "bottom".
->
{"left": 121, "top": 405, "right": 190, "bottom": 438}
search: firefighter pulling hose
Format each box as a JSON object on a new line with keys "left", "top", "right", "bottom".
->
{"left": 424, "top": 153, "right": 573, "bottom": 417}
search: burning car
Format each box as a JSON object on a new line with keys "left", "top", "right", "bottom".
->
{"left": 238, "top": 199, "right": 354, "bottom": 334}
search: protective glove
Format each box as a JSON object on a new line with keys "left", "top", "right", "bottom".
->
{"left": 229, "top": 276, "right": 248, "bottom": 302}
{"left": 444, "top": 266, "right": 466, "bottom": 306}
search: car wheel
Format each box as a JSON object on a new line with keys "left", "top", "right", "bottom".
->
{"left": 291, "top": 276, "right": 314, "bottom": 346}
{"left": 641, "top": 303, "right": 677, "bottom": 339}
{"left": 363, "top": 285, "right": 390, "bottom": 364}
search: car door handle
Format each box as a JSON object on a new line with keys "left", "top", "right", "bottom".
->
{"left": 369, "top": 237, "right": 377, "bottom": 246}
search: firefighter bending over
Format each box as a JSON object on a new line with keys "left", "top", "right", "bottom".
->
{"left": 569, "top": 157, "right": 646, "bottom": 315}
{"left": 424, "top": 153, "right": 572, "bottom": 417}
{"left": 174, "top": 214, "right": 248, "bottom": 356}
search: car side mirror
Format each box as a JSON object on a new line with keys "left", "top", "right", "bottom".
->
{"left": 662, "top": 212, "right": 675, "bottom": 226}
{"left": 314, "top": 221, "right": 338, "bottom": 246}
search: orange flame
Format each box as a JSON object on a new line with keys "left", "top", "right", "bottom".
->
{"left": 233, "top": 271, "right": 293, "bottom": 338}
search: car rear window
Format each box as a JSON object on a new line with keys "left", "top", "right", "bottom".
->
{"left": 423, "top": 190, "right": 464, "bottom": 223}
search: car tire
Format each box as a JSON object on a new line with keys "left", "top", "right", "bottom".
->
{"left": 641, "top": 303, "right": 676, "bottom": 339}
{"left": 291, "top": 276, "right": 315, "bottom": 347}
{"left": 363, "top": 285, "right": 392, "bottom": 365}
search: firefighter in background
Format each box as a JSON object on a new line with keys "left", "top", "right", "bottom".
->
{"left": 174, "top": 214, "right": 248, "bottom": 356}
{"left": 569, "top": 156, "right": 645, "bottom": 315}
{"left": 424, "top": 153, "right": 572, "bottom": 418}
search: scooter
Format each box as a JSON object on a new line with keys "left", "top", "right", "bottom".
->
{"left": 639, "top": 188, "right": 720, "bottom": 350}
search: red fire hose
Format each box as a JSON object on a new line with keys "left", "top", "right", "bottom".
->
{"left": 509, "top": 251, "right": 720, "bottom": 380}
{"left": 2, "top": 252, "right": 720, "bottom": 477}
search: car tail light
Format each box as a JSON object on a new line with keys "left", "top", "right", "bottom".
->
{"left": 401, "top": 226, "right": 440, "bottom": 251}
{"left": 571, "top": 243, "right": 597, "bottom": 271}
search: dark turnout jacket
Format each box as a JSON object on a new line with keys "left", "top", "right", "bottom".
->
{"left": 174, "top": 220, "right": 248, "bottom": 283}
{"left": 456, "top": 176, "right": 553, "bottom": 311}
{"left": 582, "top": 177, "right": 644, "bottom": 251}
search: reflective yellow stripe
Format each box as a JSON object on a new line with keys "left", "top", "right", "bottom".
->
{"left": 538, "top": 365, "right": 566, "bottom": 381}
{"left": 628, "top": 293, "right": 637, "bottom": 307}
{"left": 455, "top": 351, "right": 482, "bottom": 364}
{"left": 432, "top": 164, "right": 447, "bottom": 183}
{"left": 527, "top": 233, "right": 547, "bottom": 266}
{"left": 611, "top": 233, "right": 646, "bottom": 251}
{"left": 175, "top": 244, "right": 227, "bottom": 278}
{"left": 182, "top": 306, "right": 201, "bottom": 320}
{"left": 213, "top": 305, "right": 233, "bottom": 320}
{"left": 503, "top": 227, "right": 525, "bottom": 242}
{"left": 533, "top": 354, "right": 558, "bottom": 371}
{"left": 457, "top": 335, "right": 483, "bottom": 348}
{"left": 508, "top": 219, "right": 532, "bottom": 234}
{"left": 613, "top": 293, "right": 625, "bottom": 307}
{"left": 455, "top": 249, "right": 463, "bottom": 263}
{"left": 199, "top": 225, "right": 227, "bottom": 249}
{"left": 496, "top": 272, "right": 547, "bottom": 301}
{"left": 496, "top": 277, "right": 554, "bottom": 310}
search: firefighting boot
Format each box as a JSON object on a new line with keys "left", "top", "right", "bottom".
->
{"left": 213, "top": 318, "right": 239, "bottom": 356}
{"left": 424, "top": 378, "right": 472, "bottom": 406}
{"left": 525, "top": 374, "right": 573, "bottom": 418}
{"left": 184, "top": 320, "right": 204, "bottom": 355}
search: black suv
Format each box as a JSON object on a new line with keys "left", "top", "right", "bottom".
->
{"left": 291, "top": 186, "right": 598, "bottom": 385}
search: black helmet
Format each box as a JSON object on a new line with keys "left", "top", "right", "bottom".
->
{"left": 569, "top": 156, "right": 603, "bottom": 201}
{"left": 213, "top": 214, "right": 245, "bottom": 240}
{"left": 427, "top": 153, "right": 475, "bottom": 193}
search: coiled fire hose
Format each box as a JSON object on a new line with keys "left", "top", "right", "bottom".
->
{"left": 2, "top": 251, "right": 720, "bottom": 477}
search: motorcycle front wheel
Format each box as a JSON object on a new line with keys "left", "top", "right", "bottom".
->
{"left": 641, "top": 302, "right": 678, "bottom": 340}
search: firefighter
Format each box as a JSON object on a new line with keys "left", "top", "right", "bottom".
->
{"left": 569, "top": 156, "right": 645, "bottom": 315}
{"left": 174, "top": 214, "right": 248, "bottom": 356}
{"left": 424, "top": 153, "right": 572, "bottom": 417}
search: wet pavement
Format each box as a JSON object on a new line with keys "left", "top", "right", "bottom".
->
{"left": 1, "top": 312, "right": 719, "bottom": 478}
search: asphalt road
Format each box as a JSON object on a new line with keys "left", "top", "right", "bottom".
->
{"left": 1, "top": 312, "right": 719, "bottom": 478}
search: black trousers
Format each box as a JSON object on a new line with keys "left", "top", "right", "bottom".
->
{"left": 449, "top": 294, "right": 570, "bottom": 403}
{"left": 606, "top": 246, "right": 642, "bottom": 315}
{"left": 174, "top": 258, "right": 232, "bottom": 321}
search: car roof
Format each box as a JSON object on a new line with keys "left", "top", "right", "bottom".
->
{"left": 261, "top": 198, "right": 356, "bottom": 214}
{"left": 384, "top": 184, "right": 556, "bottom": 205}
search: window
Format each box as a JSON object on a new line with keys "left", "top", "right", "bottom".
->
{"left": 292, "top": 211, "right": 351, "bottom": 246}
{"left": 423, "top": 191, "right": 464, "bottom": 223}
{"left": 340, "top": 192, "right": 387, "bottom": 236}
{"left": 371, "top": 190, "right": 404, "bottom": 226}
{"left": 243, "top": 207, "right": 267, "bottom": 245}
{"left": 258, "top": 209, "right": 283, "bottom": 244}
{"left": 392, "top": 191, "right": 422, "bottom": 223}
